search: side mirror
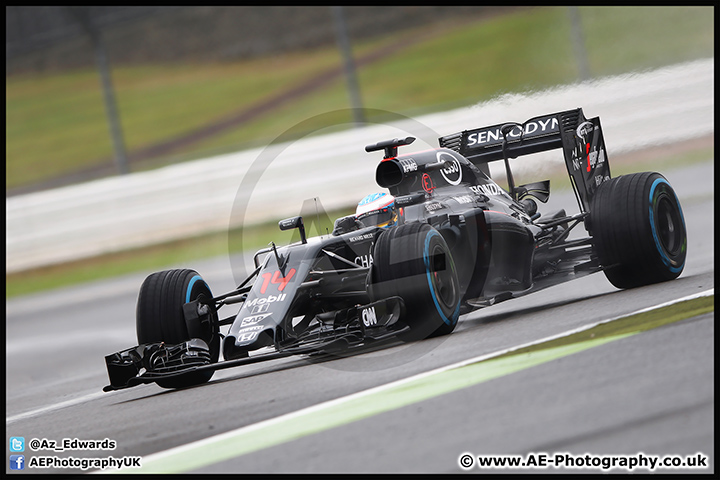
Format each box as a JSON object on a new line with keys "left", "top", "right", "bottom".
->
{"left": 332, "top": 215, "right": 361, "bottom": 236}
{"left": 279, "top": 216, "right": 306, "bottom": 244}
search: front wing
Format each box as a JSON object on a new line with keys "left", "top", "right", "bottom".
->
{"left": 103, "top": 296, "right": 405, "bottom": 391}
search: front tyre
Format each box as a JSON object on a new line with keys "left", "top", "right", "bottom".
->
{"left": 590, "top": 172, "right": 687, "bottom": 289}
{"left": 136, "top": 269, "right": 220, "bottom": 388}
{"left": 371, "top": 223, "right": 461, "bottom": 340}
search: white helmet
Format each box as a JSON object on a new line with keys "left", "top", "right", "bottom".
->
{"left": 355, "top": 192, "right": 397, "bottom": 228}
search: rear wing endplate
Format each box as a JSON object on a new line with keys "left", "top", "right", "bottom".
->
{"left": 439, "top": 108, "right": 611, "bottom": 212}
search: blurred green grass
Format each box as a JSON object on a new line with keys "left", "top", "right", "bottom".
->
{"left": 6, "top": 7, "right": 713, "bottom": 189}
{"left": 5, "top": 205, "right": 354, "bottom": 298}
{"left": 5, "top": 6, "right": 714, "bottom": 298}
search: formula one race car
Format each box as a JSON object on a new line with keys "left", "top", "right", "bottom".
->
{"left": 104, "top": 107, "right": 687, "bottom": 391}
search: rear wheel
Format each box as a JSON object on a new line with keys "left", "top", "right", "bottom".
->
{"left": 136, "top": 269, "right": 220, "bottom": 388}
{"left": 590, "top": 172, "right": 686, "bottom": 289}
{"left": 371, "top": 223, "right": 461, "bottom": 340}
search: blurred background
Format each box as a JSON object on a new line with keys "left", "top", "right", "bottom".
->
{"left": 6, "top": 6, "right": 714, "bottom": 296}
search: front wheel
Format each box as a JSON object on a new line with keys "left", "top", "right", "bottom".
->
{"left": 590, "top": 172, "right": 687, "bottom": 289}
{"left": 371, "top": 223, "right": 461, "bottom": 340}
{"left": 136, "top": 269, "right": 220, "bottom": 388}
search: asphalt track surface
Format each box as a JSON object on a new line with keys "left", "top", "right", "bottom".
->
{"left": 5, "top": 160, "right": 714, "bottom": 474}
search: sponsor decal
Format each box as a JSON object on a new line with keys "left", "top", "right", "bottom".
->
{"left": 571, "top": 150, "right": 581, "bottom": 171}
{"left": 399, "top": 158, "right": 418, "bottom": 173}
{"left": 237, "top": 325, "right": 264, "bottom": 334}
{"left": 422, "top": 173, "right": 435, "bottom": 193}
{"left": 425, "top": 202, "right": 444, "bottom": 212}
{"left": 575, "top": 121, "right": 594, "bottom": 140}
{"left": 595, "top": 174, "right": 610, "bottom": 186}
{"left": 250, "top": 303, "right": 270, "bottom": 314}
{"left": 438, "top": 151, "right": 462, "bottom": 185}
{"left": 237, "top": 325, "right": 264, "bottom": 343}
{"left": 466, "top": 116, "right": 559, "bottom": 147}
{"left": 241, "top": 313, "right": 271, "bottom": 326}
{"left": 260, "top": 268, "right": 296, "bottom": 294}
{"left": 453, "top": 195, "right": 474, "bottom": 204}
{"left": 586, "top": 145, "right": 606, "bottom": 173}
{"left": 354, "top": 254, "right": 374, "bottom": 267}
{"left": 348, "top": 233, "right": 374, "bottom": 243}
{"left": 279, "top": 218, "right": 299, "bottom": 229}
{"left": 361, "top": 306, "right": 378, "bottom": 327}
{"left": 237, "top": 333, "right": 257, "bottom": 342}
{"left": 471, "top": 183, "right": 505, "bottom": 197}
{"left": 244, "top": 293, "right": 287, "bottom": 308}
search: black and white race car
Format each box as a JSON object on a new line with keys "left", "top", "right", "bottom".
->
{"left": 104, "top": 107, "right": 686, "bottom": 391}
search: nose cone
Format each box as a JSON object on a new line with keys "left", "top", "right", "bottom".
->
{"left": 223, "top": 326, "right": 275, "bottom": 360}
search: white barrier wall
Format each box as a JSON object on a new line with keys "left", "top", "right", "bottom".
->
{"left": 6, "top": 58, "right": 714, "bottom": 273}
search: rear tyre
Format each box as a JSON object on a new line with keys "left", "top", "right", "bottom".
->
{"left": 136, "top": 269, "right": 220, "bottom": 388}
{"left": 590, "top": 172, "right": 686, "bottom": 289}
{"left": 371, "top": 223, "right": 461, "bottom": 340}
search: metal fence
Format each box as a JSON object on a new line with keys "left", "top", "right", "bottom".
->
{"left": 6, "top": 6, "right": 505, "bottom": 74}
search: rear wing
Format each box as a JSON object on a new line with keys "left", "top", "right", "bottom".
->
{"left": 439, "top": 108, "right": 611, "bottom": 213}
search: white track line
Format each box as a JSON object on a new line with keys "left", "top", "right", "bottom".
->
{"left": 128, "top": 288, "right": 714, "bottom": 469}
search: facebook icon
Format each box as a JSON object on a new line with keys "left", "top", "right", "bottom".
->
{"left": 10, "top": 455, "right": 25, "bottom": 470}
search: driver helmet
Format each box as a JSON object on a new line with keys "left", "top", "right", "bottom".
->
{"left": 355, "top": 192, "right": 397, "bottom": 228}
